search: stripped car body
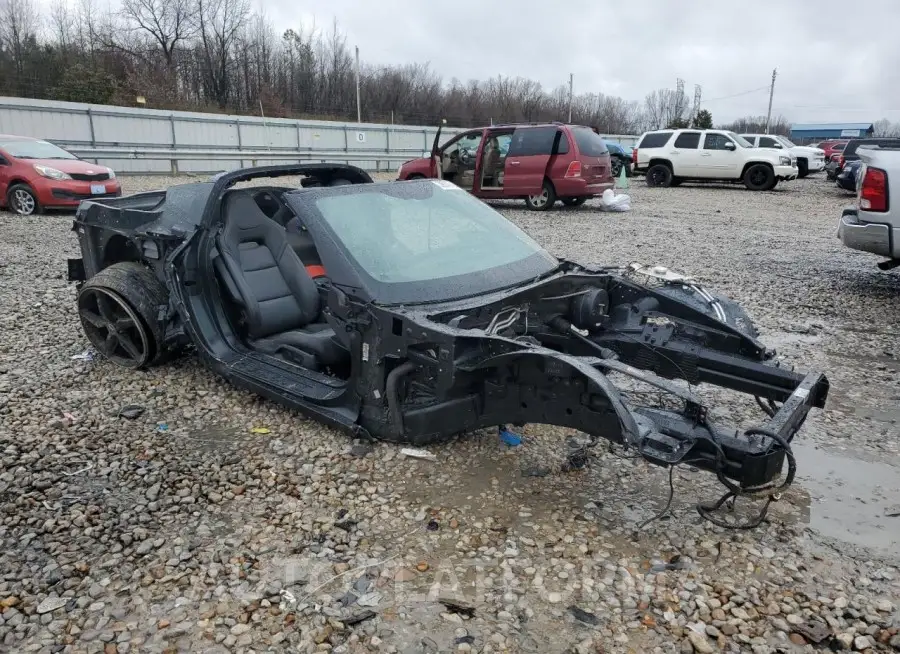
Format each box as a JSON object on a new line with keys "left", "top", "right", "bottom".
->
{"left": 67, "top": 165, "right": 828, "bottom": 522}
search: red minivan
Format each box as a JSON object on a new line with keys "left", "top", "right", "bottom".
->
{"left": 397, "top": 122, "right": 614, "bottom": 211}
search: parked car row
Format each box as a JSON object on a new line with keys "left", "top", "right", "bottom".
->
{"left": 631, "top": 128, "right": 799, "bottom": 190}
{"left": 737, "top": 134, "right": 825, "bottom": 177}
{"left": 825, "top": 138, "right": 900, "bottom": 192}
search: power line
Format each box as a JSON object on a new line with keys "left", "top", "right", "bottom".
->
{"left": 701, "top": 85, "right": 771, "bottom": 104}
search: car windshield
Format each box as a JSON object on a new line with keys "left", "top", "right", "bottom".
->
{"left": 295, "top": 180, "right": 558, "bottom": 304}
{"left": 727, "top": 132, "right": 753, "bottom": 148}
{"left": 571, "top": 127, "right": 608, "bottom": 156}
{"left": 777, "top": 136, "right": 797, "bottom": 147}
{"left": 0, "top": 139, "right": 76, "bottom": 160}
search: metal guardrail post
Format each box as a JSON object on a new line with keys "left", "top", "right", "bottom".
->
{"left": 343, "top": 125, "right": 349, "bottom": 166}
{"left": 86, "top": 107, "right": 98, "bottom": 164}
{"left": 169, "top": 113, "right": 178, "bottom": 175}
{"left": 236, "top": 119, "right": 243, "bottom": 168}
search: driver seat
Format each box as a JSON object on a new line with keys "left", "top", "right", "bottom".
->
{"left": 214, "top": 191, "right": 348, "bottom": 370}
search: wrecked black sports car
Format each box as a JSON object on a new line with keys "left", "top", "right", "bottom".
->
{"left": 68, "top": 164, "right": 828, "bottom": 525}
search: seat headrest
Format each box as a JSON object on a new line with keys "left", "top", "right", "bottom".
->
{"left": 223, "top": 191, "right": 271, "bottom": 232}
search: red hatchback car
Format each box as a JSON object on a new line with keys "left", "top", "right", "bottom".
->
{"left": 0, "top": 135, "right": 122, "bottom": 215}
{"left": 397, "top": 122, "right": 614, "bottom": 210}
{"left": 815, "top": 139, "right": 850, "bottom": 161}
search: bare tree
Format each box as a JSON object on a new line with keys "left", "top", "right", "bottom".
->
{"left": 0, "top": 0, "right": 39, "bottom": 92}
{"left": 196, "top": 0, "right": 250, "bottom": 108}
{"left": 643, "top": 88, "right": 690, "bottom": 130}
{"left": 873, "top": 118, "right": 900, "bottom": 137}
{"left": 120, "top": 0, "right": 196, "bottom": 67}
{"left": 48, "top": 0, "right": 73, "bottom": 49}
{"left": 718, "top": 115, "right": 791, "bottom": 136}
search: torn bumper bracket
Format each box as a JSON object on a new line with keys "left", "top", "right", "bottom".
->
{"left": 631, "top": 371, "right": 828, "bottom": 489}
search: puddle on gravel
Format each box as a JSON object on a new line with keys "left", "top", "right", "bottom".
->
{"left": 793, "top": 441, "right": 900, "bottom": 558}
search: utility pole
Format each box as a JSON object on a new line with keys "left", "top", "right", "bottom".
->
{"left": 355, "top": 46, "right": 361, "bottom": 123}
{"left": 567, "top": 73, "right": 573, "bottom": 123}
{"left": 693, "top": 84, "right": 702, "bottom": 124}
{"left": 765, "top": 68, "right": 777, "bottom": 134}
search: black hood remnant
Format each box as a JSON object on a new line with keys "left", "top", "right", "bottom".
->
{"left": 67, "top": 168, "right": 828, "bottom": 530}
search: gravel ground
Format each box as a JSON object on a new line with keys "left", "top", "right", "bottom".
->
{"left": 1, "top": 173, "right": 899, "bottom": 654}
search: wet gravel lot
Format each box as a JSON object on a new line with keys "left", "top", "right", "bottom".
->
{"left": 1, "top": 173, "right": 899, "bottom": 653}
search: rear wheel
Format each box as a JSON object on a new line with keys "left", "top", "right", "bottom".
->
{"left": 610, "top": 158, "right": 623, "bottom": 178}
{"left": 7, "top": 184, "right": 40, "bottom": 216}
{"left": 645, "top": 164, "right": 673, "bottom": 187}
{"left": 743, "top": 164, "right": 775, "bottom": 191}
{"left": 77, "top": 262, "right": 170, "bottom": 369}
{"left": 525, "top": 180, "right": 557, "bottom": 211}
{"left": 797, "top": 159, "right": 809, "bottom": 178}
{"left": 561, "top": 197, "right": 588, "bottom": 207}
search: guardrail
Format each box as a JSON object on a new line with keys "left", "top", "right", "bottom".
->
{"left": 65, "top": 146, "right": 423, "bottom": 174}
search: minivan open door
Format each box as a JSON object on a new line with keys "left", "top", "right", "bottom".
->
{"left": 428, "top": 119, "right": 447, "bottom": 179}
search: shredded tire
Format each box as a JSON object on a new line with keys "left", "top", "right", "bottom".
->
{"left": 79, "top": 262, "right": 171, "bottom": 367}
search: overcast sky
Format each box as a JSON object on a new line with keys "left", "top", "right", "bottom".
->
{"left": 261, "top": 0, "right": 900, "bottom": 125}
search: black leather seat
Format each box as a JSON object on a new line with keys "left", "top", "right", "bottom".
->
{"left": 214, "top": 191, "right": 347, "bottom": 369}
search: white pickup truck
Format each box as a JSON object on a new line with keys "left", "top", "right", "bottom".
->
{"left": 739, "top": 134, "right": 826, "bottom": 178}
{"left": 837, "top": 145, "right": 900, "bottom": 270}
{"left": 633, "top": 129, "right": 798, "bottom": 191}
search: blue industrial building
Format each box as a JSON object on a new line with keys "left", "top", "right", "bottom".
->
{"left": 790, "top": 123, "right": 874, "bottom": 144}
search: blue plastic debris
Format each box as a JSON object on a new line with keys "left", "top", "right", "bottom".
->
{"left": 499, "top": 425, "right": 522, "bottom": 447}
{"left": 156, "top": 422, "right": 169, "bottom": 433}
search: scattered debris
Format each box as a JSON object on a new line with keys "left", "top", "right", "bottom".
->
{"left": 278, "top": 589, "right": 297, "bottom": 611}
{"left": 568, "top": 605, "right": 600, "bottom": 625}
{"left": 650, "top": 554, "right": 691, "bottom": 572}
{"left": 61, "top": 463, "right": 93, "bottom": 477}
{"left": 356, "top": 592, "right": 381, "bottom": 607}
{"left": 343, "top": 610, "right": 376, "bottom": 626}
{"left": 400, "top": 447, "right": 437, "bottom": 462}
{"left": 334, "top": 518, "right": 358, "bottom": 531}
{"left": 249, "top": 426, "right": 270, "bottom": 434}
{"left": 499, "top": 425, "right": 522, "bottom": 446}
{"left": 71, "top": 349, "right": 94, "bottom": 362}
{"left": 416, "top": 560, "right": 429, "bottom": 572}
{"left": 156, "top": 422, "right": 169, "bottom": 433}
{"left": 454, "top": 635, "right": 475, "bottom": 645}
{"left": 117, "top": 404, "right": 145, "bottom": 420}
{"left": 599, "top": 188, "right": 631, "bottom": 212}
{"left": 349, "top": 442, "right": 374, "bottom": 457}
{"left": 426, "top": 519, "right": 439, "bottom": 531}
{"left": 793, "top": 620, "right": 831, "bottom": 644}
{"left": 439, "top": 595, "right": 476, "bottom": 617}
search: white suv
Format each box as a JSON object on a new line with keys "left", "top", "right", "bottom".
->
{"left": 633, "top": 129, "right": 798, "bottom": 191}
{"left": 740, "top": 134, "right": 826, "bottom": 178}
